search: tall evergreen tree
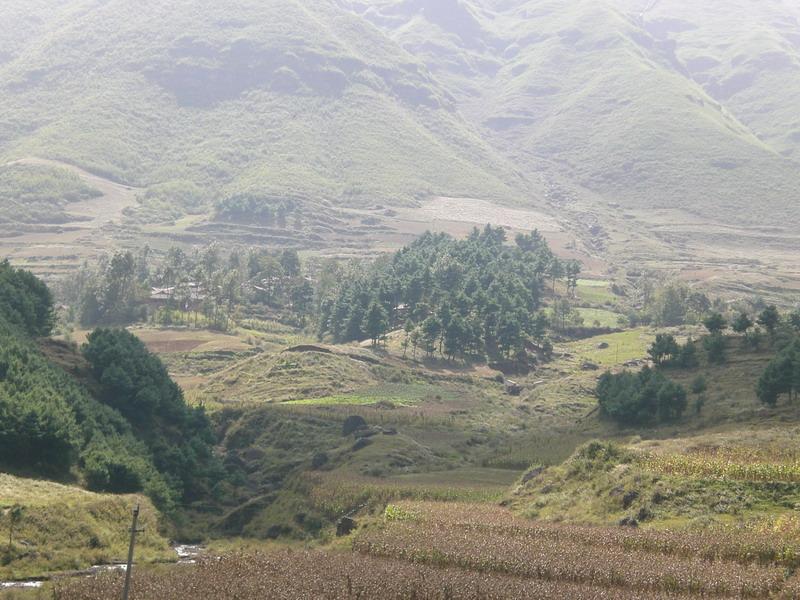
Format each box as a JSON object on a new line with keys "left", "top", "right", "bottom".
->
{"left": 364, "top": 302, "right": 389, "bottom": 346}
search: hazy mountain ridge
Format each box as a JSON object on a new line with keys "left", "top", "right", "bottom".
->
{"left": 345, "top": 0, "right": 800, "bottom": 226}
{"left": 1, "top": 0, "right": 798, "bottom": 229}
{"left": 0, "top": 0, "right": 529, "bottom": 212}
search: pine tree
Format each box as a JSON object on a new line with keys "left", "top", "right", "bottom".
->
{"left": 364, "top": 302, "right": 389, "bottom": 346}
{"left": 703, "top": 312, "right": 728, "bottom": 334}
{"left": 758, "top": 306, "right": 781, "bottom": 335}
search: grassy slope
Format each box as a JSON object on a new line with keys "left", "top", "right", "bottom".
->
{"left": 487, "top": 1, "right": 800, "bottom": 225}
{"left": 0, "top": 0, "right": 529, "bottom": 214}
{"left": 0, "top": 163, "right": 101, "bottom": 225}
{"left": 0, "top": 474, "right": 171, "bottom": 580}
{"left": 355, "top": 0, "right": 800, "bottom": 227}
{"left": 51, "top": 314, "right": 799, "bottom": 555}
{"left": 511, "top": 334, "right": 800, "bottom": 528}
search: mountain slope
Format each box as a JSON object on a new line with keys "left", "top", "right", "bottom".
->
{"left": 347, "top": 0, "right": 800, "bottom": 226}
{"left": 2, "top": 0, "right": 800, "bottom": 293}
{"left": 0, "top": 0, "right": 531, "bottom": 214}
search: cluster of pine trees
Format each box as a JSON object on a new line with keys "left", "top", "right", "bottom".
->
{"left": 317, "top": 226, "right": 576, "bottom": 361}
{"left": 214, "top": 193, "right": 298, "bottom": 227}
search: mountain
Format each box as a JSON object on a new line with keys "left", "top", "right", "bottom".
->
{"left": 348, "top": 0, "right": 800, "bottom": 226}
{"left": 0, "top": 0, "right": 529, "bottom": 216}
{"left": 1, "top": 0, "right": 799, "bottom": 293}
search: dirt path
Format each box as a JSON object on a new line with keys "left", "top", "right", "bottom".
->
{"left": 0, "top": 157, "right": 143, "bottom": 275}
{"left": 5, "top": 157, "right": 141, "bottom": 227}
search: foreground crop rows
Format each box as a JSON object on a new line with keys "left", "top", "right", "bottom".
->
{"left": 355, "top": 524, "right": 782, "bottom": 596}
{"left": 52, "top": 550, "right": 710, "bottom": 600}
{"left": 53, "top": 501, "right": 800, "bottom": 599}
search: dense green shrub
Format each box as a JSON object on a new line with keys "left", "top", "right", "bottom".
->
{"left": 83, "top": 328, "right": 221, "bottom": 501}
{"left": 596, "top": 368, "right": 687, "bottom": 425}
{"left": 0, "top": 260, "right": 54, "bottom": 336}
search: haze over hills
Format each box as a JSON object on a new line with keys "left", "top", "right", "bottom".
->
{"left": 8, "top": 3, "right": 800, "bottom": 595}
{"left": 0, "top": 0, "right": 528, "bottom": 212}
{"left": 1, "top": 0, "right": 800, "bottom": 292}
{"left": 347, "top": 0, "right": 800, "bottom": 225}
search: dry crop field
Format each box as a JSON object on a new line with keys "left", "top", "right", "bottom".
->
{"left": 52, "top": 501, "right": 800, "bottom": 599}
{"left": 642, "top": 447, "right": 800, "bottom": 484}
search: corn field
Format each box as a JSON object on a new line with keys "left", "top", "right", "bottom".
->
{"left": 642, "top": 447, "right": 800, "bottom": 483}
{"left": 51, "top": 500, "right": 800, "bottom": 599}
{"left": 52, "top": 550, "right": 711, "bottom": 600}
{"left": 306, "top": 473, "right": 504, "bottom": 519}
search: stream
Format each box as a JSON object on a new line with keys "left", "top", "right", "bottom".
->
{"left": 0, "top": 544, "right": 202, "bottom": 589}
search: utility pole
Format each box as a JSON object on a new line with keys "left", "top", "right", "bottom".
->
{"left": 122, "top": 503, "right": 144, "bottom": 600}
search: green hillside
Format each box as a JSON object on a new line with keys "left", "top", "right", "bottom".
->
{"left": 2, "top": 0, "right": 798, "bottom": 233}
{"left": 353, "top": 0, "right": 800, "bottom": 226}
{"left": 0, "top": 0, "right": 528, "bottom": 219}
{"left": 0, "top": 261, "right": 221, "bottom": 516}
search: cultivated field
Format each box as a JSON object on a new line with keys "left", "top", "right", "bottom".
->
{"left": 50, "top": 500, "right": 800, "bottom": 599}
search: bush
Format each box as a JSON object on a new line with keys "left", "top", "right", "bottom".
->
{"left": 83, "top": 447, "right": 146, "bottom": 493}
{"left": 342, "top": 415, "right": 368, "bottom": 436}
{"left": 311, "top": 452, "right": 329, "bottom": 469}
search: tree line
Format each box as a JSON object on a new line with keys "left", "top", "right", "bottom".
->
{"left": 59, "top": 227, "right": 587, "bottom": 366}
{"left": 61, "top": 243, "right": 314, "bottom": 329}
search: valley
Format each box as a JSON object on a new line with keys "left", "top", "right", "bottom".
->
{"left": 2, "top": 1, "right": 800, "bottom": 598}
